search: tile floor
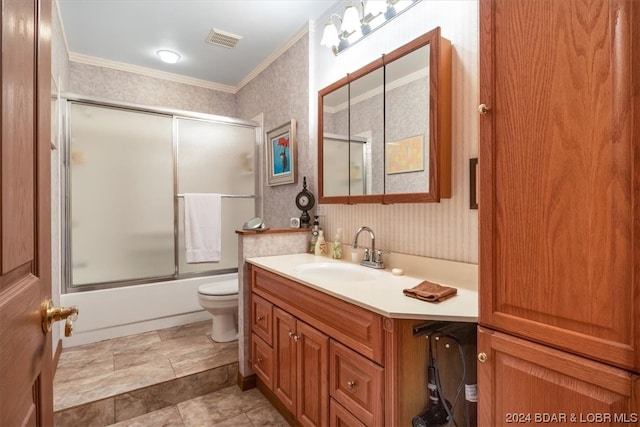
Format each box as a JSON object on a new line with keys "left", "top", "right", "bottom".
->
{"left": 53, "top": 321, "right": 289, "bottom": 426}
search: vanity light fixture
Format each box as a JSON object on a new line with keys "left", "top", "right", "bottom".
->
{"left": 156, "top": 49, "right": 181, "bottom": 64}
{"left": 320, "top": 0, "right": 420, "bottom": 55}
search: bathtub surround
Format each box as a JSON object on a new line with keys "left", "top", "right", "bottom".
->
{"left": 59, "top": 275, "right": 227, "bottom": 347}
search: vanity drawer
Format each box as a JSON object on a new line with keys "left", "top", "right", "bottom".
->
{"left": 251, "top": 333, "right": 274, "bottom": 391}
{"left": 251, "top": 293, "right": 273, "bottom": 345}
{"left": 329, "top": 340, "right": 383, "bottom": 427}
{"left": 330, "top": 399, "right": 368, "bottom": 427}
{"left": 251, "top": 266, "right": 384, "bottom": 364}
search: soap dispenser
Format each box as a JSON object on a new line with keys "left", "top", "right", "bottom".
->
{"left": 332, "top": 228, "right": 343, "bottom": 259}
{"left": 315, "top": 230, "right": 328, "bottom": 256}
{"left": 309, "top": 216, "right": 322, "bottom": 254}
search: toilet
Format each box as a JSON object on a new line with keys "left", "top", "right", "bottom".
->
{"left": 197, "top": 280, "right": 239, "bottom": 342}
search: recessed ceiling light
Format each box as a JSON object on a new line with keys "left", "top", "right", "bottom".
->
{"left": 156, "top": 49, "right": 181, "bottom": 64}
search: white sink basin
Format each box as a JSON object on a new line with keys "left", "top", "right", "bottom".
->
{"left": 292, "top": 262, "right": 382, "bottom": 283}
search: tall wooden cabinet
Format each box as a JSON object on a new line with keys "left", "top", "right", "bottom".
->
{"left": 478, "top": 0, "right": 640, "bottom": 424}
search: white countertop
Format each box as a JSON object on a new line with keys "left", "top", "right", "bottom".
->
{"left": 246, "top": 253, "right": 478, "bottom": 322}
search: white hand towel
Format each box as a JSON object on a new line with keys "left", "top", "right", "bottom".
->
{"left": 184, "top": 193, "right": 222, "bottom": 263}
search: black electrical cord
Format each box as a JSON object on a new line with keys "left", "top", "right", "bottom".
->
{"left": 433, "top": 333, "right": 469, "bottom": 427}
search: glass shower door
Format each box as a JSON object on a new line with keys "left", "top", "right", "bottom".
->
{"left": 176, "top": 117, "right": 256, "bottom": 275}
{"left": 68, "top": 103, "right": 175, "bottom": 286}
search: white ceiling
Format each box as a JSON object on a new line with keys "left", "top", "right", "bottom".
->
{"left": 57, "top": 0, "right": 341, "bottom": 91}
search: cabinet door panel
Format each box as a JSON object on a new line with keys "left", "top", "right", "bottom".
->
{"left": 251, "top": 293, "right": 273, "bottom": 345}
{"left": 297, "top": 321, "right": 329, "bottom": 427}
{"left": 478, "top": 327, "right": 637, "bottom": 427}
{"left": 479, "top": 0, "right": 640, "bottom": 370}
{"left": 274, "top": 307, "right": 297, "bottom": 414}
{"left": 251, "top": 333, "right": 274, "bottom": 390}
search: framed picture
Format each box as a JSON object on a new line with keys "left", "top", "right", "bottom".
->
{"left": 386, "top": 134, "right": 424, "bottom": 174}
{"left": 266, "top": 119, "right": 297, "bottom": 186}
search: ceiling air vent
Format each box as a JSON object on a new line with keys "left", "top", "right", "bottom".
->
{"left": 206, "top": 28, "right": 243, "bottom": 49}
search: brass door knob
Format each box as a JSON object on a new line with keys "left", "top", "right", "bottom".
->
{"left": 477, "top": 352, "right": 488, "bottom": 363}
{"left": 478, "top": 104, "right": 490, "bottom": 115}
{"left": 41, "top": 299, "right": 79, "bottom": 337}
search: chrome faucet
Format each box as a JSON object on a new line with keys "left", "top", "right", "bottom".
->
{"left": 352, "top": 226, "right": 385, "bottom": 269}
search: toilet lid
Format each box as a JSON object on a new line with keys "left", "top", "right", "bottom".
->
{"left": 198, "top": 281, "right": 238, "bottom": 296}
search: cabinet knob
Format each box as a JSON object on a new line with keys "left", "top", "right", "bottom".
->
{"left": 257, "top": 315, "right": 264, "bottom": 321}
{"left": 288, "top": 331, "right": 295, "bottom": 339}
{"left": 256, "top": 357, "right": 263, "bottom": 364}
{"left": 478, "top": 104, "right": 491, "bottom": 115}
{"left": 346, "top": 380, "right": 356, "bottom": 390}
{"left": 477, "top": 352, "right": 488, "bottom": 363}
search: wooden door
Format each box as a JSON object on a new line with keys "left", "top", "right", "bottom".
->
{"left": 477, "top": 327, "right": 639, "bottom": 426}
{"left": 296, "top": 321, "right": 328, "bottom": 427}
{"left": 274, "top": 307, "right": 296, "bottom": 415}
{"left": 0, "top": 0, "right": 53, "bottom": 426}
{"left": 479, "top": 0, "right": 640, "bottom": 371}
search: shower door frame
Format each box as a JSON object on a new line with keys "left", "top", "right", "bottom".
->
{"left": 61, "top": 94, "right": 262, "bottom": 293}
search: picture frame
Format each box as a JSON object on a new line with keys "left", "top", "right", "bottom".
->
{"left": 470, "top": 158, "right": 478, "bottom": 209}
{"left": 266, "top": 119, "right": 297, "bottom": 186}
{"left": 386, "top": 134, "right": 424, "bottom": 174}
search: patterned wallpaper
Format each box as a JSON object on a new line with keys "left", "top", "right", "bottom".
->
{"left": 68, "top": 63, "right": 238, "bottom": 118}
{"left": 236, "top": 35, "right": 314, "bottom": 229}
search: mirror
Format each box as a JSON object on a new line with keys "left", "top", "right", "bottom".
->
{"left": 318, "top": 27, "right": 451, "bottom": 204}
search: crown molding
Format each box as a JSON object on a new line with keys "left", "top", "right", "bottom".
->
{"left": 65, "top": 22, "right": 310, "bottom": 95}
{"left": 69, "top": 52, "right": 237, "bottom": 94}
{"left": 234, "top": 23, "right": 309, "bottom": 92}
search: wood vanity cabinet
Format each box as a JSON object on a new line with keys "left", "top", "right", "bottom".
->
{"left": 248, "top": 264, "right": 467, "bottom": 426}
{"left": 478, "top": 0, "right": 640, "bottom": 423}
{"left": 273, "top": 307, "right": 329, "bottom": 426}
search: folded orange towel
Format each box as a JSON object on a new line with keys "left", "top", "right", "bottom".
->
{"left": 403, "top": 280, "right": 457, "bottom": 303}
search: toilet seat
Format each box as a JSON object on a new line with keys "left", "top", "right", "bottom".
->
{"left": 198, "top": 281, "right": 238, "bottom": 296}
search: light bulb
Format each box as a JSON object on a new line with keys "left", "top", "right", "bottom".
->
{"left": 320, "top": 22, "right": 340, "bottom": 48}
{"left": 341, "top": 4, "right": 361, "bottom": 33}
{"left": 364, "top": 0, "right": 387, "bottom": 17}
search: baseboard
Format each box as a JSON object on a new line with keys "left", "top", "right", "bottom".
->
{"left": 53, "top": 339, "right": 63, "bottom": 378}
{"left": 237, "top": 372, "right": 256, "bottom": 391}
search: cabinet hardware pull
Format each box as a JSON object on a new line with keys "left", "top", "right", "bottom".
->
{"left": 257, "top": 315, "right": 264, "bottom": 321}
{"left": 346, "top": 380, "right": 356, "bottom": 390}
{"left": 478, "top": 104, "right": 490, "bottom": 115}
{"left": 288, "top": 331, "right": 295, "bottom": 339}
{"left": 477, "top": 352, "right": 488, "bottom": 363}
{"left": 293, "top": 334, "right": 299, "bottom": 342}
{"left": 257, "top": 357, "right": 263, "bottom": 363}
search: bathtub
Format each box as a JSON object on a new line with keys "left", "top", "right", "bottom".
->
{"left": 59, "top": 273, "right": 237, "bottom": 347}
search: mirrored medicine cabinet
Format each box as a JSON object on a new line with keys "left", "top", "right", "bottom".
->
{"left": 318, "top": 27, "right": 451, "bottom": 204}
